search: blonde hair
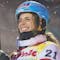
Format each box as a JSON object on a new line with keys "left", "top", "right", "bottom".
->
{"left": 46, "top": 32, "right": 60, "bottom": 48}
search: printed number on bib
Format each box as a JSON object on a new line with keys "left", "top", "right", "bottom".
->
{"left": 45, "top": 50, "right": 57, "bottom": 59}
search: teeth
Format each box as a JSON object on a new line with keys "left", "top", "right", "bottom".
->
{"left": 22, "top": 28, "right": 27, "bottom": 30}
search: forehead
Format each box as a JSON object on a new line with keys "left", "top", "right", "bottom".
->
{"left": 19, "top": 13, "right": 34, "bottom": 18}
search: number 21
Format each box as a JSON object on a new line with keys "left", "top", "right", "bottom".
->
{"left": 45, "top": 50, "right": 57, "bottom": 59}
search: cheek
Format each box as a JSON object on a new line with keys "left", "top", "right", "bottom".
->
{"left": 17, "top": 21, "right": 36, "bottom": 32}
{"left": 27, "top": 21, "right": 36, "bottom": 29}
{"left": 27, "top": 22, "right": 32, "bottom": 26}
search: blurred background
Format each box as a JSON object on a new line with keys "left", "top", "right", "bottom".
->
{"left": 0, "top": 0, "right": 60, "bottom": 53}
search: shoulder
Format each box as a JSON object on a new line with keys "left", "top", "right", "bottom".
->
{"left": 38, "top": 41, "right": 58, "bottom": 49}
{"left": 38, "top": 41, "right": 60, "bottom": 60}
{"left": 35, "top": 41, "right": 58, "bottom": 53}
{"left": 45, "top": 41, "right": 58, "bottom": 50}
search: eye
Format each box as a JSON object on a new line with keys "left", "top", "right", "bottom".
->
{"left": 26, "top": 18, "right": 30, "bottom": 20}
{"left": 25, "top": 17, "right": 30, "bottom": 20}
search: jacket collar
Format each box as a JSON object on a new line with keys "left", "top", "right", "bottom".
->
{"left": 17, "top": 34, "right": 47, "bottom": 47}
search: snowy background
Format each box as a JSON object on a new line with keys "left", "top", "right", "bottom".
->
{"left": 0, "top": 0, "right": 60, "bottom": 53}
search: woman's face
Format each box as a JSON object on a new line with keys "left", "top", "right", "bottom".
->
{"left": 18, "top": 13, "right": 36, "bottom": 33}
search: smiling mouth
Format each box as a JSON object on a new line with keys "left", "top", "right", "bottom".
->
{"left": 21, "top": 27, "right": 30, "bottom": 31}
{"left": 22, "top": 28, "right": 28, "bottom": 30}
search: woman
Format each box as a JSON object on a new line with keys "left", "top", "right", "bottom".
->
{"left": 11, "top": 1, "right": 60, "bottom": 60}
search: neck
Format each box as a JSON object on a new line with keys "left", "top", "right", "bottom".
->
{"left": 17, "top": 34, "right": 47, "bottom": 47}
{"left": 19, "top": 31, "right": 45, "bottom": 40}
